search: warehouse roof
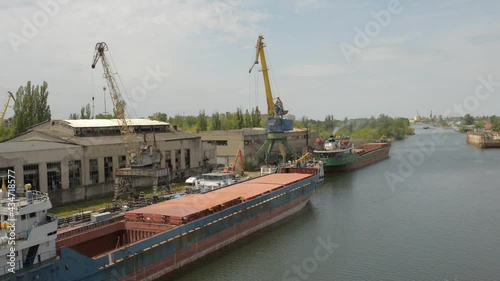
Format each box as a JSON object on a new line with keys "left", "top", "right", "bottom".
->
{"left": 0, "top": 140, "right": 80, "bottom": 153}
{"left": 60, "top": 119, "right": 169, "bottom": 128}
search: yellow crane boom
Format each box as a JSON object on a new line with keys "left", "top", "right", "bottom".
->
{"left": 249, "top": 35, "right": 277, "bottom": 118}
{"left": 249, "top": 35, "right": 296, "bottom": 164}
{"left": 1, "top": 92, "right": 15, "bottom": 124}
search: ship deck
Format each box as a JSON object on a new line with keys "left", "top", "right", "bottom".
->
{"left": 124, "top": 173, "right": 312, "bottom": 225}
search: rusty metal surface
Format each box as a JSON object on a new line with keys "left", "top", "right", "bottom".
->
{"left": 125, "top": 173, "right": 311, "bottom": 221}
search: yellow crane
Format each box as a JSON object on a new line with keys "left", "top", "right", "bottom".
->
{"left": 1, "top": 91, "right": 15, "bottom": 125}
{"left": 249, "top": 35, "right": 295, "bottom": 164}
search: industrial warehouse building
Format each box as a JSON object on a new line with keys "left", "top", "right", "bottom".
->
{"left": 199, "top": 128, "right": 318, "bottom": 168}
{"left": 0, "top": 119, "right": 215, "bottom": 205}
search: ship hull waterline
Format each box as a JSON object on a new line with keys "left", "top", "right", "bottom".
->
{"left": 13, "top": 172, "right": 319, "bottom": 281}
{"left": 318, "top": 145, "right": 390, "bottom": 173}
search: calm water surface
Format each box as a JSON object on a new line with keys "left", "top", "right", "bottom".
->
{"left": 164, "top": 126, "right": 500, "bottom": 281}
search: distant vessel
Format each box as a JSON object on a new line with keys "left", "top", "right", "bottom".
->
{"left": 423, "top": 126, "right": 430, "bottom": 129}
{"left": 313, "top": 136, "right": 391, "bottom": 172}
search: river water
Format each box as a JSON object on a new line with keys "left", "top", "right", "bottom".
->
{"left": 164, "top": 125, "right": 500, "bottom": 281}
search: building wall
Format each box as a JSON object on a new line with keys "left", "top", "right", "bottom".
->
{"left": 0, "top": 146, "right": 82, "bottom": 197}
{"left": 200, "top": 130, "right": 245, "bottom": 165}
{"left": 1, "top": 136, "right": 208, "bottom": 205}
{"left": 199, "top": 128, "right": 318, "bottom": 169}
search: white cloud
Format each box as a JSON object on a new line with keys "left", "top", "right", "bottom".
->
{"left": 284, "top": 64, "right": 352, "bottom": 77}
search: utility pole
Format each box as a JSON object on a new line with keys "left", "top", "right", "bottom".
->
{"left": 103, "top": 86, "right": 107, "bottom": 116}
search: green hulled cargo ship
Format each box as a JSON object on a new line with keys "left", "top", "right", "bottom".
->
{"left": 313, "top": 136, "right": 391, "bottom": 172}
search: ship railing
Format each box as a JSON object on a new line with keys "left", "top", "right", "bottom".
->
{"left": 57, "top": 215, "right": 124, "bottom": 240}
{"left": 0, "top": 190, "right": 50, "bottom": 208}
{"left": 35, "top": 213, "right": 58, "bottom": 227}
{"left": 30, "top": 190, "right": 50, "bottom": 202}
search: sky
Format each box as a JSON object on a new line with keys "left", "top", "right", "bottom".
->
{"left": 1, "top": 0, "right": 500, "bottom": 121}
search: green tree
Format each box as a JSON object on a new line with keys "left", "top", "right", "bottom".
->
{"left": 475, "top": 120, "right": 486, "bottom": 130}
{"left": 0, "top": 126, "right": 14, "bottom": 141}
{"left": 235, "top": 108, "right": 244, "bottom": 129}
{"left": 197, "top": 110, "right": 208, "bottom": 132}
{"left": 95, "top": 113, "right": 113, "bottom": 119}
{"left": 324, "top": 115, "right": 335, "bottom": 132}
{"left": 463, "top": 114, "right": 474, "bottom": 125}
{"left": 210, "top": 112, "right": 222, "bottom": 130}
{"left": 243, "top": 109, "right": 252, "bottom": 128}
{"left": 149, "top": 112, "right": 168, "bottom": 122}
{"left": 12, "top": 81, "right": 51, "bottom": 135}
{"left": 69, "top": 103, "right": 93, "bottom": 119}
{"left": 80, "top": 103, "right": 92, "bottom": 119}
{"left": 251, "top": 106, "right": 262, "bottom": 127}
{"left": 489, "top": 115, "right": 500, "bottom": 131}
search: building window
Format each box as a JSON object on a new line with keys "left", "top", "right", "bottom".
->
{"left": 184, "top": 149, "right": 190, "bottom": 169}
{"left": 205, "top": 140, "right": 228, "bottom": 146}
{"left": 23, "top": 164, "right": 40, "bottom": 191}
{"left": 0, "top": 167, "right": 14, "bottom": 177}
{"left": 89, "top": 159, "right": 99, "bottom": 184}
{"left": 104, "top": 157, "right": 113, "bottom": 183}
{"left": 47, "top": 162, "right": 61, "bottom": 191}
{"left": 175, "top": 150, "right": 181, "bottom": 170}
{"left": 118, "top": 155, "right": 127, "bottom": 168}
{"left": 68, "top": 160, "right": 81, "bottom": 188}
{"left": 0, "top": 167, "right": 14, "bottom": 186}
{"left": 164, "top": 151, "right": 172, "bottom": 171}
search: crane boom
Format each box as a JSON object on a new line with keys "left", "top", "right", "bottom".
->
{"left": 92, "top": 42, "right": 161, "bottom": 168}
{"left": 92, "top": 42, "right": 137, "bottom": 164}
{"left": 1, "top": 92, "right": 15, "bottom": 124}
{"left": 249, "top": 35, "right": 277, "bottom": 118}
{"left": 249, "top": 35, "right": 296, "bottom": 164}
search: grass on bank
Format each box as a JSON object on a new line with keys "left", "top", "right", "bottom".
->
{"left": 49, "top": 184, "right": 186, "bottom": 218}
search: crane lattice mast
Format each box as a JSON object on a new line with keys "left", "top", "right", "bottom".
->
{"left": 91, "top": 42, "right": 139, "bottom": 166}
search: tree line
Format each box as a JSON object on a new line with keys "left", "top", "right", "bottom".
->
{"left": 149, "top": 107, "right": 263, "bottom": 132}
{"left": 295, "top": 114, "right": 415, "bottom": 145}
{"left": 1, "top": 82, "right": 415, "bottom": 145}
{"left": 1, "top": 81, "right": 51, "bottom": 141}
